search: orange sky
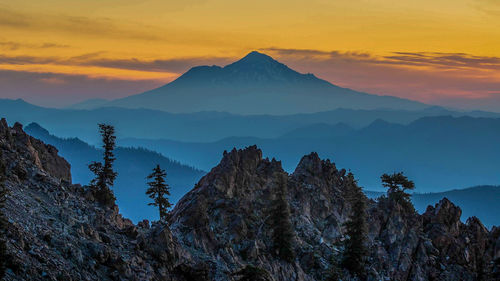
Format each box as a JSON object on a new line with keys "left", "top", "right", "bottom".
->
{"left": 0, "top": 0, "right": 499, "bottom": 108}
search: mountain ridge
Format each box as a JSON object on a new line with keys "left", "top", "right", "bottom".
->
{"left": 118, "top": 115, "right": 500, "bottom": 193}
{"left": 365, "top": 185, "right": 500, "bottom": 228}
{"left": 3, "top": 98, "right": 500, "bottom": 143}
{"left": 105, "top": 51, "right": 431, "bottom": 114}
{"left": 1, "top": 122, "right": 499, "bottom": 280}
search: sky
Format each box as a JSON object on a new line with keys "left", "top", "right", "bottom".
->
{"left": 0, "top": 0, "right": 499, "bottom": 109}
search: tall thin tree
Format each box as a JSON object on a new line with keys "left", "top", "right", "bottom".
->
{"left": 342, "top": 172, "right": 368, "bottom": 278}
{"left": 89, "top": 124, "right": 118, "bottom": 206}
{"left": 146, "top": 164, "right": 172, "bottom": 221}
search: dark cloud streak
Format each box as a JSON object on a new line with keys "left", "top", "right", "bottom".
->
{"left": 0, "top": 53, "right": 233, "bottom": 73}
{"left": 262, "top": 47, "right": 500, "bottom": 71}
{"left": 0, "top": 69, "right": 164, "bottom": 107}
{"left": 0, "top": 40, "right": 70, "bottom": 51}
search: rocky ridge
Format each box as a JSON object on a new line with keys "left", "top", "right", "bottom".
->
{"left": 1, "top": 121, "right": 499, "bottom": 280}
{"left": 0, "top": 120, "right": 199, "bottom": 280}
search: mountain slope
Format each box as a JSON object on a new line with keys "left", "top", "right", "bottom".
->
{"left": 119, "top": 115, "right": 500, "bottom": 193}
{"left": 107, "top": 51, "right": 429, "bottom": 114}
{"left": 24, "top": 122, "right": 205, "bottom": 222}
{"left": 2, "top": 98, "right": 499, "bottom": 143}
{"left": 67, "top": 98, "right": 110, "bottom": 109}
{"left": 0, "top": 119, "right": 199, "bottom": 280}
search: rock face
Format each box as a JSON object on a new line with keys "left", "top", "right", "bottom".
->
{"left": 0, "top": 121, "right": 197, "bottom": 280}
{"left": 1, "top": 123, "right": 499, "bottom": 280}
{"left": 0, "top": 119, "right": 71, "bottom": 183}
{"left": 169, "top": 147, "right": 500, "bottom": 280}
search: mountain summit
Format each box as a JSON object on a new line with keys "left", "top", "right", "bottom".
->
{"left": 173, "top": 51, "right": 321, "bottom": 86}
{"left": 222, "top": 51, "right": 319, "bottom": 83}
{"left": 106, "top": 51, "right": 428, "bottom": 114}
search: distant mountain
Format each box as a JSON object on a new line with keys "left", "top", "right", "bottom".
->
{"left": 1, "top": 98, "right": 499, "bottom": 143}
{"left": 105, "top": 51, "right": 430, "bottom": 114}
{"left": 119, "top": 115, "right": 500, "bottom": 193}
{"left": 67, "top": 98, "right": 110, "bottom": 109}
{"left": 279, "top": 122, "right": 354, "bottom": 139}
{"left": 24, "top": 123, "right": 205, "bottom": 222}
{"left": 365, "top": 186, "right": 500, "bottom": 228}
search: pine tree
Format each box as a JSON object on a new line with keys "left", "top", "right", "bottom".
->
{"left": 381, "top": 172, "right": 415, "bottom": 211}
{"left": 342, "top": 172, "right": 368, "bottom": 278}
{"left": 146, "top": 164, "right": 172, "bottom": 221}
{"left": 0, "top": 152, "right": 8, "bottom": 278}
{"left": 270, "top": 174, "right": 295, "bottom": 263}
{"left": 88, "top": 124, "right": 118, "bottom": 206}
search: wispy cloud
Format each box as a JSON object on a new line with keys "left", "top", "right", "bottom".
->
{"left": 384, "top": 52, "right": 500, "bottom": 70}
{"left": 78, "top": 56, "right": 234, "bottom": 73}
{"left": 0, "top": 6, "right": 238, "bottom": 46}
{"left": 0, "top": 69, "right": 165, "bottom": 107}
{"left": 0, "top": 7, "right": 162, "bottom": 41}
{"left": 473, "top": 0, "right": 500, "bottom": 16}
{"left": 0, "top": 40, "right": 70, "bottom": 51}
{"left": 0, "top": 54, "right": 57, "bottom": 65}
{"left": 0, "top": 53, "right": 233, "bottom": 73}
{"left": 261, "top": 47, "right": 500, "bottom": 71}
{"left": 260, "top": 47, "right": 500, "bottom": 104}
{"left": 1, "top": 46, "right": 499, "bottom": 110}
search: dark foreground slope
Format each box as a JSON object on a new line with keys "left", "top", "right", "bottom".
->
{"left": 1, "top": 122, "right": 499, "bottom": 280}
{"left": 0, "top": 119, "right": 198, "bottom": 280}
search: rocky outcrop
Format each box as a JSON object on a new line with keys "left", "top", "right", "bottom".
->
{"left": 169, "top": 146, "right": 499, "bottom": 280}
{"left": 1, "top": 123, "right": 498, "bottom": 280}
{"left": 0, "top": 119, "right": 71, "bottom": 183}
{"left": 0, "top": 121, "right": 200, "bottom": 280}
{"left": 169, "top": 147, "right": 499, "bottom": 280}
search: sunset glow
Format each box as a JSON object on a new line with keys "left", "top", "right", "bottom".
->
{"left": 1, "top": 0, "right": 499, "bottom": 107}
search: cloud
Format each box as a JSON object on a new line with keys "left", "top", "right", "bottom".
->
{"left": 261, "top": 47, "right": 500, "bottom": 71}
{"left": 0, "top": 7, "right": 30, "bottom": 28}
{"left": 78, "top": 56, "right": 234, "bottom": 73}
{"left": 0, "top": 53, "right": 233, "bottom": 73}
{"left": 260, "top": 47, "right": 500, "bottom": 105}
{"left": 0, "top": 7, "right": 162, "bottom": 41}
{"left": 0, "top": 6, "right": 237, "bottom": 46}
{"left": 473, "top": 0, "right": 500, "bottom": 16}
{"left": 0, "top": 54, "right": 57, "bottom": 65}
{"left": 0, "top": 40, "right": 70, "bottom": 51}
{"left": 261, "top": 47, "right": 372, "bottom": 60}
{"left": 0, "top": 69, "right": 165, "bottom": 107}
{"left": 1, "top": 46, "right": 499, "bottom": 110}
{"left": 384, "top": 52, "right": 500, "bottom": 70}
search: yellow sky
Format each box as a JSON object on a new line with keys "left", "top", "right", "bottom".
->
{"left": 0, "top": 0, "right": 499, "bottom": 106}
{"left": 3, "top": 0, "right": 499, "bottom": 56}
